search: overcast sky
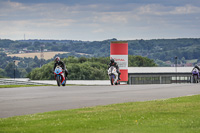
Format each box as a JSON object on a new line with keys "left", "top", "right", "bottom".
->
{"left": 0, "top": 0, "right": 200, "bottom": 41}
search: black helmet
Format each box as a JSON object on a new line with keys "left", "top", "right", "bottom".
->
{"left": 110, "top": 58, "right": 114, "bottom": 63}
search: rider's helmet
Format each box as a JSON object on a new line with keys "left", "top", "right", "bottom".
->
{"left": 110, "top": 58, "right": 115, "bottom": 63}
{"left": 55, "top": 56, "right": 60, "bottom": 62}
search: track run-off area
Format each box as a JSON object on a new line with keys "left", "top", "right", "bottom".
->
{"left": 0, "top": 84, "right": 200, "bottom": 118}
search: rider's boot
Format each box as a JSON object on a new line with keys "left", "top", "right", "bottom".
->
{"left": 118, "top": 73, "right": 121, "bottom": 80}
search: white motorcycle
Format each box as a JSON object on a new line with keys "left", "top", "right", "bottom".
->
{"left": 108, "top": 66, "right": 119, "bottom": 85}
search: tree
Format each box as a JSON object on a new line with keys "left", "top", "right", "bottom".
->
{"left": 33, "top": 56, "right": 39, "bottom": 63}
{"left": 128, "top": 55, "right": 157, "bottom": 67}
{"left": 197, "top": 57, "right": 200, "bottom": 63}
{"left": 26, "top": 67, "right": 32, "bottom": 73}
{"left": 181, "top": 57, "right": 186, "bottom": 64}
{"left": 18, "top": 68, "right": 27, "bottom": 78}
{"left": 0, "top": 68, "right": 6, "bottom": 77}
{"left": 5, "top": 62, "right": 20, "bottom": 78}
{"left": 78, "top": 57, "right": 87, "bottom": 63}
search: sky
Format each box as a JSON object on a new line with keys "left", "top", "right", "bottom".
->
{"left": 0, "top": 0, "right": 200, "bottom": 41}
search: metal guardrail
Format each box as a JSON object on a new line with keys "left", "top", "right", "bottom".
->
{"left": 0, "top": 79, "right": 115, "bottom": 85}
{"left": 0, "top": 78, "right": 53, "bottom": 85}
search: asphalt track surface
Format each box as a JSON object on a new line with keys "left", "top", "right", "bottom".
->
{"left": 0, "top": 84, "right": 200, "bottom": 118}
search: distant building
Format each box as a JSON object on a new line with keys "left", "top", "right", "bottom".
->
{"left": 23, "top": 48, "right": 28, "bottom": 51}
{"left": 128, "top": 67, "right": 193, "bottom": 84}
{"left": 184, "top": 63, "right": 193, "bottom": 67}
{"left": 19, "top": 51, "right": 25, "bottom": 54}
{"left": 165, "top": 61, "right": 171, "bottom": 65}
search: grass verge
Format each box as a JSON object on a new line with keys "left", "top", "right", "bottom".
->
{"left": 0, "top": 84, "right": 89, "bottom": 88}
{"left": 0, "top": 85, "right": 55, "bottom": 88}
{"left": 186, "top": 59, "right": 198, "bottom": 64}
{"left": 0, "top": 95, "right": 200, "bottom": 133}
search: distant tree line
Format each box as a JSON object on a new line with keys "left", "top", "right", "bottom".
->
{"left": 1, "top": 38, "right": 200, "bottom": 78}
{"left": 0, "top": 52, "right": 51, "bottom": 78}
{"left": 1, "top": 38, "right": 200, "bottom": 62}
{"left": 128, "top": 38, "right": 200, "bottom": 61}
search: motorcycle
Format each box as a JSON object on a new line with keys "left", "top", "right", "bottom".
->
{"left": 108, "top": 66, "right": 119, "bottom": 85}
{"left": 54, "top": 66, "right": 66, "bottom": 86}
{"left": 192, "top": 69, "right": 199, "bottom": 83}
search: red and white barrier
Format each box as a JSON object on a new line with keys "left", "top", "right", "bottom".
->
{"left": 110, "top": 41, "right": 128, "bottom": 82}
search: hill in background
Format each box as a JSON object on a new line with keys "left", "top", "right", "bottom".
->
{"left": 1, "top": 38, "right": 200, "bottom": 67}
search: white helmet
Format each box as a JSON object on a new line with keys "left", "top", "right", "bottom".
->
{"left": 55, "top": 56, "right": 60, "bottom": 62}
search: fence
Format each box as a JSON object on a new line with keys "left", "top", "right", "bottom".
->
{"left": 0, "top": 78, "right": 53, "bottom": 85}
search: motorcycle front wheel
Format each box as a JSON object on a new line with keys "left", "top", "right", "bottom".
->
{"left": 56, "top": 75, "right": 61, "bottom": 86}
{"left": 110, "top": 75, "right": 115, "bottom": 85}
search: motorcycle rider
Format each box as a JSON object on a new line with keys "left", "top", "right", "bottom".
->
{"left": 108, "top": 58, "right": 121, "bottom": 80}
{"left": 192, "top": 64, "right": 200, "bottom": 75}
{"left": 54, "top": 56, "right": 68, "bottom": 79}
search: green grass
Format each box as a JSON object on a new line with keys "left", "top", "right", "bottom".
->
{"left": 0, "top": 84, "right": 88, "bottom": 88}
{"left": 186, "top": 59, "right": 198, "bottom": 64}
{"left": 0, "top": 95, "right": 200, "bottom": 133}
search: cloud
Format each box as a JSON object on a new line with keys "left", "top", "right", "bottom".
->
{"left": 93, "top": 29, "right": 104, "bottom": 33}
{"left": 93, "top": 12, "right": 128, "bottom": 24}
{"left": 0, "top": 0, "right": 200, "bottom": 40}
{"left": 170, "top": 4, "right": 200, "bottom": 15}
{"left": 137, "top": 4, "right": 200, "bottom": 16}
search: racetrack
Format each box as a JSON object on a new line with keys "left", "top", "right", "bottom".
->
{"left": 0, "top": 84, "right": 200, "bottom": 118}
